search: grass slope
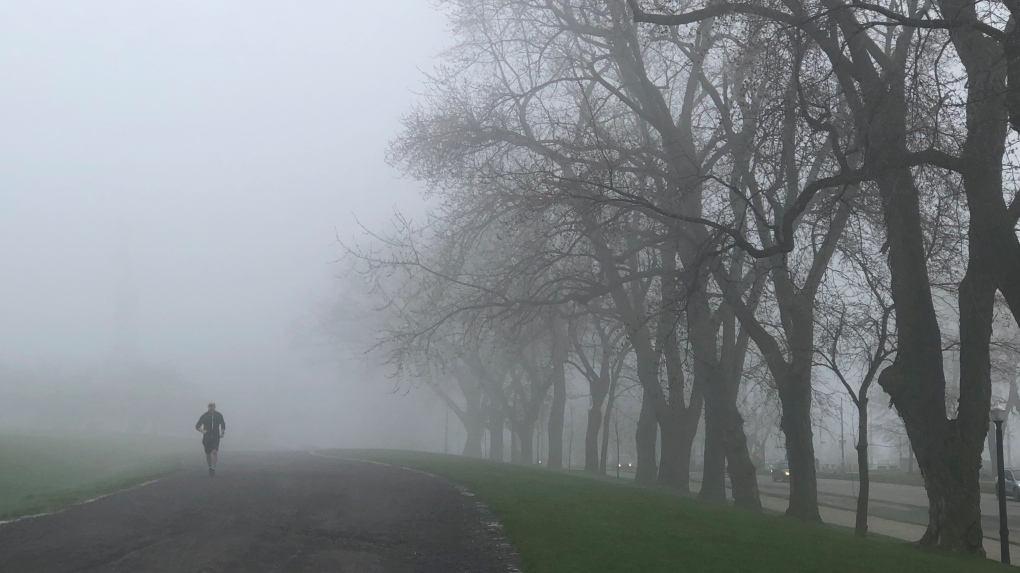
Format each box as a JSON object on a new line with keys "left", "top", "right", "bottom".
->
{"left": 0, "top": 432, "right": 188, "bottom": 520}
{"left": 327, "top": 449, "right": 1011, "bottom": 573}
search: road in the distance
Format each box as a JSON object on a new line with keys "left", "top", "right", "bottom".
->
{"left": 730, "top": 473, "right": 1020, "bottom": 538}
{"left": 0, "top": 451, "right": 519, "bottom": 573}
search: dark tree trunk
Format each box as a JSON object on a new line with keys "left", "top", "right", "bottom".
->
{"left": 635, "top": 390, "right": 659, "bottom": 485}
{"left": 722, "top": 400, "right": 760, "bottom": 512}
{"left": 699, "top": 381, "right": 727, "bottom": 503}
{"left": 600, "top": 368, "right": 619, "bottom": 475}
{"left": 548, "top": 349, "right": 567, "bottom": 469}
{"left": 778, "top": 360, "right": 819, "bottom": 521}
{"left": 547, "top": 315, "right": 568, "bottom": 469}
{"left": 720, "top": 309, "right": 761, "bottom": 512}
{"left": 488, "top": 408, "right": 505, "bottom": 462}
{"left": 875, "top": 163, "right": 992, "bottom": 553}
{"left": 657, "top": 418, "right": 695, "bottom": 492}
{"left": 690, "top": 294, "right": 725, "bottom": 504}
{"left": 856, "top": 399, "right": 870, "bottom": 537}
{"left": 585, "top": 406, "right": 604, "bottom": 472}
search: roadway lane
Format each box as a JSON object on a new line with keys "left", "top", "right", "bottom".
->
{"left": 757, "top": 475, "right": 1020, "bottom": 539}
{"left": 0, "top": 451, "right": 520, "bottom": 573}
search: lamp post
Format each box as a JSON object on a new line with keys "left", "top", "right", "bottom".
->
{"left": 992, "top": 406, "right": 1010, "bottom": 564}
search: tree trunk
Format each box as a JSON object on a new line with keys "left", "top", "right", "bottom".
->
{"left": 876, "top": 162, "right": 994, "bottom": 553}
{"left": 488, "top": 408, "right": 505, "bottom": 462}
{"left": 548, "top": 360, "right": 567, "bottom": 469}
{"left": 699, "top": 381, "right": 727, "bottom": 503}
{"left": 463, "top": 413, "right": 485, "bottom": 458}
{"left": 779, "top": 358, "right": 820, "bottom": 521}
{"left": 635, "top": 390, "right": 659, "bottom": 485}
{"left": 600, "top": 369, "right": 619, "bottom": 474}
{"left": 722, "top": 396, "right": 761, "bottom": 511}
{"left": 546, "top": 315, "right": 568, "bottom": 469}
{"left": 855, "top": 399, "right": 870, "bottom": 537}
{"left": 519, "top": 419, "right": 536, "bottom": 465}
{"left": 720, "top": 310, "right": 761, "bottom": 511}
{"left": 510, "top": 429, "right": 521, "bottom": 464}
{"left": 657, "top": 417, "right": 695, "bottom": 492}
{"left": 585, "top": 405, "right": 603, "bottom": 472}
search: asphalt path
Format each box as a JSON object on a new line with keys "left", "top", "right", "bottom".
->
{"left": 0, "top": 451, "right": 520, "bottom": 573}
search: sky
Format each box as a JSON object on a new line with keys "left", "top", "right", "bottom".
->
{"left": 0, "top": 1, "right": 451, "bottom": 447}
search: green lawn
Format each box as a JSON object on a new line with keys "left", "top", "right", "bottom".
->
{"left": 0, "top": 432, "right": 189, "bottom": 520}
{"left": 323, "top": 449, "right": 1011, "bottom": 573}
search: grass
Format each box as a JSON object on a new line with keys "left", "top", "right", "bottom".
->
{"left": 322, "top": 449, "right": 1013, "bottom": 573}
{"left": 0, "top": 432, "right": 189, "bottom": 520}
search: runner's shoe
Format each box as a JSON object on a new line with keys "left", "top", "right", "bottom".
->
{"left": 209, "top": 467, "right": 214, "bottom": 477}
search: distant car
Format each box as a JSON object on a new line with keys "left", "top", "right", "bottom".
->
{"left": 616, "top": 458, "right": 635, "bottom": 472}
{"left": 1001, "top": 468, "right": 1020, "bottom": 502}
{"left": 772, "top": 462, "right": 790, "bottom": 483}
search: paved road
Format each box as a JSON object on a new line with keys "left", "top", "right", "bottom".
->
{"left": 0, "top": 452, "right": 519, "bottom": 573}
{"left": 756, "top": 475, "right": 1020, "bottom": 539}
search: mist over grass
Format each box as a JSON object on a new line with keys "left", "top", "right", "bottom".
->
{"left": 0, "top": 432, "right": 189, "bottom": 520}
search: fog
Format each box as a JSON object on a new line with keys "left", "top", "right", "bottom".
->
{"left": 0, "top": 2, "right": 451, "bottom": 450}
{"left": 2, "top": 1, "right": 1019, "bottom": 497}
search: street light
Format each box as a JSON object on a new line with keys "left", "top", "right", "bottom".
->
{"left": 992, "top": 406, "right": 1010, "bottom": 564}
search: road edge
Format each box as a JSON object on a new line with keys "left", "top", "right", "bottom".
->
{"left": 309, "top": 450, "right": 524, "bottom": 573}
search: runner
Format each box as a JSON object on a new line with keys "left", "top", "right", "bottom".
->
{"left": 195, "top": 402, "right": 226, "bottom": 476}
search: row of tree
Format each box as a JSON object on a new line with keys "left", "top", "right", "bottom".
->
{"left": 345, "top": 0, "right": 1020, "bottom": 555}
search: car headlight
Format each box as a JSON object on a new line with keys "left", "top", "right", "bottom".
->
{"left": 784, "top": 471, "right": 790, "bottom": 476}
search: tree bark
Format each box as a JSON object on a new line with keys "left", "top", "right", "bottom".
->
{"left": 585, "top": 405, "right": 604, "bottom": 472}
{"left": 778, "top": 357, "right": 819, "bottom": 520}
{"left": 699, "top": 381, "right": 727, "bottom": 503}
{"left": 875, "top": 160, "right": 991, "bottom": 553}
{"left": 600, "top": 374, "right": 618, "bottom": 475}
{"left": 855, "top": 398, "right": 870, "bottom": 537}
{"left": 488, "top": 407, "right": 505, "bottom": 462}
{"left": 722, "top": 396, "right": 760, "bottom": 511}
{"left": 547, "top": 315, "right": 568, "bottom": 469}
{"left": 518, "top": 419, "right": 536, "bottom": 465}
{"left": 635, "top": 389, "right": 659, "bottom": 485}
{"left": 720, "top": 308, "right": 762, "bottom": 511}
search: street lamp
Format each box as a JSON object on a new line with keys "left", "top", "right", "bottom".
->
{"left": 992, "top": 406, "right": 1010, "bottom": 564}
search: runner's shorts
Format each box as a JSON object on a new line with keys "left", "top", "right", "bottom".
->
{"left": 202, "top": 434, "right": 220, "bottom": 454}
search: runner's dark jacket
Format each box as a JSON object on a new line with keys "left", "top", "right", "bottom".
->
{"left": 196, "top": 411, "right": 226, "bottom": 436}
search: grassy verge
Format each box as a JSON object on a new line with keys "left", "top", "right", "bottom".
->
{"left": 323, "top": 449, "right": 1011, "bottom": 573}
{"left": 0, "top": 432, "right": 188, "bottom": 520}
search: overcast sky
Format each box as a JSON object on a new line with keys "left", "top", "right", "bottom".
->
{"left": 0, "top": 2, "right": 450, "bottom": 445}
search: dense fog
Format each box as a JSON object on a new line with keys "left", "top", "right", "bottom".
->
{"left": 0, "top": 1, "right": 450, "bottom": 451}
{"left": 4, "top": 2, "right": 1020, "bottom": 520}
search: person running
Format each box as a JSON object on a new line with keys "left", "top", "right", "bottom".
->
{"left": 195, "top": 402, "right": 226, "bottom": 476}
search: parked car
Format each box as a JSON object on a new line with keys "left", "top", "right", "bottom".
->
{"left": 1001, "top": 468, "right": 1020, "bottom": 502}
{"left": 771, "top": 462, "right": 790, "bottom": 483}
